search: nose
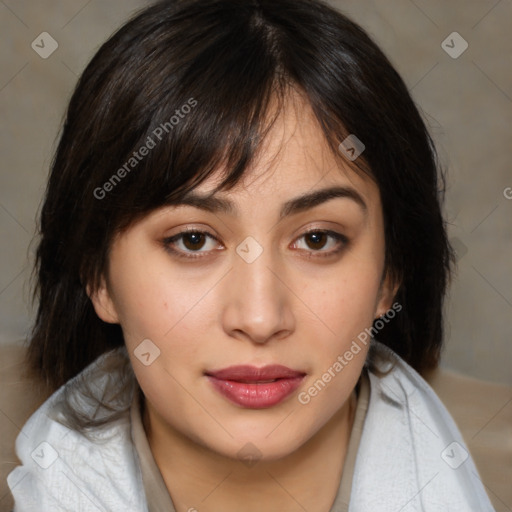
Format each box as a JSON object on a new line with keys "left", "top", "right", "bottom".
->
{"left": 220, "top": 244, "right": 295, "bottom": 345}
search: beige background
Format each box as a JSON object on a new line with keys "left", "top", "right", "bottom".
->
{"left": 0, "top": 0, "right": 511, "bottom": 385}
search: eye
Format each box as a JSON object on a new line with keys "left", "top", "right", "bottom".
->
{"left": 163, "top": 230, "right": 222, "bottom": 259}
{"left": 163, "top": 228, "right": 348, "bottom": 261}
{"left": 292, "top": 230, "right": 348, "bottom": 256}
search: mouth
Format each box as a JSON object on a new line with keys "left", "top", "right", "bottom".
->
{"left": 205, "top": 365, "right": 306, "bottom": 409}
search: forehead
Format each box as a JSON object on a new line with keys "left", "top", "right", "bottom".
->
{"left": 192, "top": 93, "right": 378, "bottom": 209}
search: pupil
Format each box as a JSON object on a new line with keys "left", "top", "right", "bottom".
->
{"left": 184, "top": 233, "right": 204, "bottom": 250}
{"left": 307, "top": 232, "right": 326, "bottom": 249}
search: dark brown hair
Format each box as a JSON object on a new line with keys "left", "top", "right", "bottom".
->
{"left": 27, "top": 0, "right": 454, "bottom": 394}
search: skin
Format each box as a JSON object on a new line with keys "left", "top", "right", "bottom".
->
{"left": 90, "top": 93, "right": 397, "bottom": 512}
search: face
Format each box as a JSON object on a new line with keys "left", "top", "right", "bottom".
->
{"left": 90, "top": 95, "right": 396, "bottom": 462}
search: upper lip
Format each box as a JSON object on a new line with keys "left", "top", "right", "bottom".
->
{"left": 205, "top": 365, "right": 306, "bottom": 381}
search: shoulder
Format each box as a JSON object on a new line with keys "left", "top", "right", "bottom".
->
{"left": 349, "top": 340, "right": 496, "bottom": 512}
{"left": 6, "top": 346, "right": 147, "bottom": 512}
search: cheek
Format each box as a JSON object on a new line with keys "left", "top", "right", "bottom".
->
{"left": 296, "top": 270, "right": 377, "bottom": 419}
{"left": 108, "top": 248, "right": 200, "bottom": 337}
{"left": 112, "top": 268, "right": 220, "bottom": 383}
{"left": 304, "top": 260, "right": 382, "bottom": 344}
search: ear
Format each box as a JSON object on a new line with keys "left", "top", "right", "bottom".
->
{"left": 86, "top": 277, "right": 119, "bottom": 324}
{"left": 375, "top": 270, "right": 400, "bottom": 319}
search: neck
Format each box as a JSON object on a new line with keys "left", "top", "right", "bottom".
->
{"left": 143, "top": 393, "right": 357, "bottom": 512}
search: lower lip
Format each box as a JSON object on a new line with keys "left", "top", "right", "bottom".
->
{"left": 206, "top": 376, "right": 304, "bottom": 409}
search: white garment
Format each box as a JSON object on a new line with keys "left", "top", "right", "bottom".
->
{"left": 7, "top": 341, "right": 495, "bottom": 511}
{"left": 351, "top": 343, "right": 495, "bottom": 511}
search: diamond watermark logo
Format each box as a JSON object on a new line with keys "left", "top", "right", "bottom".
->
{"left": 441, "top": 441, "right": 469, "bottom": 469}
{"left": 449, "top": 237, "right": 468, "bottom": 262}
{"left": 134, "top": 338, "right": 161, "bottom": 366}
{"left": 236, "top": 236, "right": 263, "bottom": 264}
{"left": 31, "top": 32, "right": 58, "bottom": 59}
{"left": 338, "top": 134, "right": 365, "bottom": 161}
{"left": 237, "top": 442, "right": 263, "bottom": 468}
{"left": 442, "top": 32, "right": 468, "bottom": 59}
{"left": 31, "top": 441, "right": 59, "bottom": 469}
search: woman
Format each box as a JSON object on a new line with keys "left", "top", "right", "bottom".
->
{"left": 7, "top": 0, "right": 495, "bottom": 510}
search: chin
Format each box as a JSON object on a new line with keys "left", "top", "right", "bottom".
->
{"left": 228, "top": 439, "right": 303, "bottom": 465}
{"left": 200, "top": 423, "right": 311, "bottom": 463}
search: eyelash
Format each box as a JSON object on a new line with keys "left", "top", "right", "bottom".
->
{"left": 162, "top": 228, "right": 348, "bottom": 261}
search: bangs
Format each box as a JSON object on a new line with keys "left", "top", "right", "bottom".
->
{"left": 88, "top": 3, "right": 288, "bottom": 231}
{"left": 107, "top": 66, "right": 291, "bottom": 232}
{"left": 81, "top": 0, "right": 370, "bottom": 235}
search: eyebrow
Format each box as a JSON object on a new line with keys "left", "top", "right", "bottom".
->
{"left": 167, "top": 185, "right": 367, "bottom": 221}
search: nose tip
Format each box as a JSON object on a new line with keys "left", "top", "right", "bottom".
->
{"left": 221, "top": 248, "right": 295, "bottom": 345}
{"left": 231, "top": 323, "right": 290, "bottom": 345}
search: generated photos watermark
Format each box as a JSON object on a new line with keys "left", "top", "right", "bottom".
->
{"left": 93, "top": 97, "right": 198, "bottom": 200}
{"left": 338, "top": 134, "right": 365, "bottom": 161}
{"left": 298, "top": 301, "right": 402, "bottom": 405}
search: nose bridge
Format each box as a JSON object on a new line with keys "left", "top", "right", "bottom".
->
{"left": 237, "top": 245, "right": 276, "bottom": 304}
{"left": 221, "top": 236, "right": 294, "bottom": 343}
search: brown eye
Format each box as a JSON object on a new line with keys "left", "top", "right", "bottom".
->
{"left": 304, "top": 232, "right": 329, "bottom": 250}
{"left": 293, "top": 230, "right": 348, "bottom": 257}
{"left": 163, "top": 230, "right": 221, "bottom": 259}
{"left": 182, "top": 232, "right": 207, "bottom": 251}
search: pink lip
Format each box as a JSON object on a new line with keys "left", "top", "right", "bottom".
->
{"left": 205, "top": 365, "right": 306, "bottom": 409}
